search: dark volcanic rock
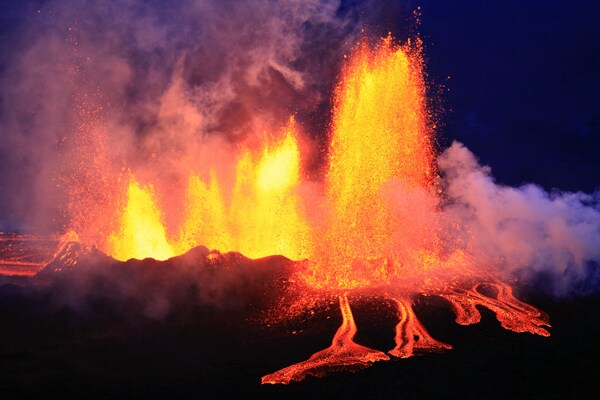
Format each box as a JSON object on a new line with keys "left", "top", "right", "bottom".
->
{"left": 31, "top": 243, "right": 299, "bottom": 320}
{"left": 0, "top": 247, "right": 599, "bottom": 399}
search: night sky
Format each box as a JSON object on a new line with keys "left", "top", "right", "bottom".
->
{"left": 346, "top": 0, "right": 599, "bottom": 192}
{"left": 420, "top": 0, "right": 599, "bottom": 192}
{"left": 0, "top": 0, "right": 598, "bottom": 230}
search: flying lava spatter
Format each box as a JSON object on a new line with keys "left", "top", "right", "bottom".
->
{"left": 105, "top": 118, "right": 312, "bottom": 262}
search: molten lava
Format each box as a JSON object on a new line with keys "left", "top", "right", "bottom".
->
{"left": 108, "top": 178, "right": 175, "bottom": 261}
{"left": 178, "top": 120, "right": 312, "bottom": 260}
{"left": 304, "top": 36, "right": 437, "bottom": 290}
{"left": 388, "top": 295, "right": 452, "bottom": 358}
{"left": 260, "top": 37, "right": 549, "bottom": 383}
{"left": 262, "top": 294, "right": 389, "bottom": 384}
{"left": 101, "top": 119, "right": 311, "bottom": 262}
{"left": 438, "top": 282, "right": 550, "bottom": 337}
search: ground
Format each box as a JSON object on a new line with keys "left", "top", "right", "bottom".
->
{"left": 1, "top": 254, "right": 598, "bottom": 399}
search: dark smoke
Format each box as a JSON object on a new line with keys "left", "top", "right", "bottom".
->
{"left": 34, "top": 244, "right": 299, "bottom": 320}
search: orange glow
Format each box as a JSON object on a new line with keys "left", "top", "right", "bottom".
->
{"left": 107, "top": 178, "right": 175, "bottom": 261}
{"left": 260, "top": 37, "right": 549, "bottom": 383}
{"left": 176, "top": 171, "right": 231, "bottom": 256}
{"left": 222, "top": 122, "right": 312, "bottom": 259}
{"left": 104, "top": 119, "right": 311, "bottom": 261}
{"left": 176, "top": 120, "right": 312, "bottom": 259}
{"left": 438, "top": 282, "right": 550, "bottom": 336}
{"left": 50, "top": 32, "right": 552, "bottom": 385}
{"left": 388, "top": 295, "right": 452, "bottom": 358}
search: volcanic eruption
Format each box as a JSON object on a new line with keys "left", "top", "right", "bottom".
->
{"left": 1, "top": 1, "right": 599, "bottom": 394}
{"left": 3, "top": 34, "right": 552, "bottom": 384}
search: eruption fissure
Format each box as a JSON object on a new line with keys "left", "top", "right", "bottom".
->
{"left": 53, "top": 35, "right": 551, "bottom": 382}
{"left": 2, "top": 27, "right": 559, "bottom": 384}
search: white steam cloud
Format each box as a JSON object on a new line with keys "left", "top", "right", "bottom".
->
{"left": 439, "top": 142, "right": 600, "bottom": 297}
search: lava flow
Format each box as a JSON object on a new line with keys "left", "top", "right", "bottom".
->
{"left": 262, "top": 294, "right": 389, "bottom": 384}
{"left": 387, "top": 294, "right": 452, "bottom": 358}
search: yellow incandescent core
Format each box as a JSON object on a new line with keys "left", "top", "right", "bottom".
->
{"left": 307, "top": 36, "right": 436, "bottom": 289}
{"left": 107, "top": 179, "right": 175, "bottom": 261}
{"left": 106, "top": 120, "right": 311, "bottom": 262}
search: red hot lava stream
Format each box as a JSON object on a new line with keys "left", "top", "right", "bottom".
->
{"left": 262, "top": 294, "right": 389, "bottom": 384}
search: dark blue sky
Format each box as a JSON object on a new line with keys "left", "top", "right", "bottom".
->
{"left": 417, "top": 0, "right": 599, "bottom": 192}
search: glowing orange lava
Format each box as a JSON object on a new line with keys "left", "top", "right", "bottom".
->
{"left": 438, "top": 282, "right": 550, "bottom": 337}
{"left": 181, "top": 120, "right": 312, "bottom": 260}
{"left": 388, "top": 295, "right": 452, "bottom": 358}
{"left": 102, "top": 119, "right": 311, "bottom": 261}
{"left": 107, "top": 177, "right": 175, "bottom": 261}
{"left": 260, "top": 36, "right": 549, "bottom": 384}
{"left": 303, "top": 36, "right": 438, "bottom": 291}
{"left": 262, "top": 294, "right": 389, "bottom": 384}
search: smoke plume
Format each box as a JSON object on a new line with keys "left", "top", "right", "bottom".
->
{"left": 439, "top": 142, "right": 600, "bottom": 297}
{"left": 0, "top": 0, "right": 359, "bottom": 233}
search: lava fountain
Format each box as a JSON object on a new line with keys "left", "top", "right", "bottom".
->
{"left": 104, "top": 119, "right": 312, "bottom": 262}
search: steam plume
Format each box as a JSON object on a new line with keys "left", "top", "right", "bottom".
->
{"left": 439, "top": 142, "right": 600, "bottom": 297}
